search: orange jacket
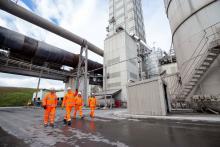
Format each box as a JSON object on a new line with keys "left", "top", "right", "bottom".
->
{"left": 75, "top": 95, "right": 83, "bottom": 107}
{"left": 62, "top": 91, "right": 77, "bottom": 107}
{"left": 42, "top": 93, "right": 58, "bottom": 107}
{"left": 88, "top": 97, "right": 96, "bottom": 107}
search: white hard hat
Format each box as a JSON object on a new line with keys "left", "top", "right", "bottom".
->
{"left": 78, "top": 91, "right": 82, "bottom": 95}
{"left": 67, "top": 87, "right": 71, "bottom": 90}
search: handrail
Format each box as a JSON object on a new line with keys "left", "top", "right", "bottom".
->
{"left": 169, "top": 32, "right": 208, "bottom": 97}
{"left": 177, "top": 21, "right": 220, "bottom": 71}
{"left": 179, "top": 31, "right": 206, "bottom": 75}
{"left": 181, "top": 37, "right": 208, "bottom": 82}
{"left": 182, "top": 30, "right": 220, "bottom": 85}
{"left": 169, "top": 21, "right": 220, "bottom": 100}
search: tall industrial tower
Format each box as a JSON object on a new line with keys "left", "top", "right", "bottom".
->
{"left": 107, "top": 0, "right": 146, "bottom": 41}
{"left": 104, "top": 0, "right": 146, "bottom": 105}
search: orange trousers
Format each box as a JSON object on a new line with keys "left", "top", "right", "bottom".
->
{"left": 44, "top": 107, "right": 56, "bottom": 124}
{"left": 64, "top": 106, "right": 73, "bottom": 121}
{"left": 90, "top": 107, "right": 95, "bottom": 117}
{"left": 74, "top": 106, "right": 83, "bottom": 118}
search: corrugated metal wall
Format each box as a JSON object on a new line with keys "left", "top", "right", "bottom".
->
{"left": 127, "top": 77, "right": 167, "bottom": 116}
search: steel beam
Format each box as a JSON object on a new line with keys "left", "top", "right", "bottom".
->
{"left": 0, "top": 66, "right": 67, "bottom": 81}
{"left": 84, "top": 44, "right": 88, "bottom": 105}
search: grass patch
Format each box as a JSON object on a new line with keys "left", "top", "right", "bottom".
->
{"left": 0, "top": 87, "right": 36, "bottom": 107}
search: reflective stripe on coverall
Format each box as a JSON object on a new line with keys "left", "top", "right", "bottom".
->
{"left": 42, "top": 93, "right": 58, "bottom": 124}
{"left": 62, "top": 91, "right": 77, "bottom": 121}
{"left": 88, "top": 97, "right": 96, "bottom": 117}
{"left": 74, "top": 95, "right": 83, "bottom": 118}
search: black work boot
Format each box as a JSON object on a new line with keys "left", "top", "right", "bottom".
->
{"left": 63, "top": 119, "right": 67, "bottom": 124}
{"left": 67, "top": 121, "right": 71, "bottom": 126}
{"left": 50, "top": 123, "right": 54, "bottom": 128}
{"left": 80, "top": 115, "right": 84, "bottom": 119}
{"left": 44, "top": 124, "right": 48, "bottom": 127}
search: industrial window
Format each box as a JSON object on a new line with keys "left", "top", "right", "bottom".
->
{"left": 107, "top": 82, "right": 121, "bottom": 88}
{"left": 130, "top": 72, "right": 138, "bottom": 79}
{"left": 107, "top": 57, "right": 120, "bottom": 65}
{"left": 109, "top": 72, "right": 121, "bottom": 78}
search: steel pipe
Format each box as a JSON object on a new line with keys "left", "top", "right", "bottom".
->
{"left": 0, "top": 0, "right": 104, "bottom": 56}
{"left": 0, "top": 26, "right": 102, "bottom": 73}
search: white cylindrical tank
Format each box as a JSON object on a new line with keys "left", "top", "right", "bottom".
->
{"left": 164, "top": 0, "right": 220, "bottom": 96}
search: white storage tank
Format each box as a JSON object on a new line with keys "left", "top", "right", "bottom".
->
{"left": 164, "top": 0, "right": 220, "bottom": 97}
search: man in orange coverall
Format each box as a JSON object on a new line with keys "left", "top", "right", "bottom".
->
{"left": 74, "top": 91, "right": 84, "bottom": 119}
{"left": 62, "top": 87, "right": 78, "bottom": 125}
{"left": 42, "top": 88, "right": 58, "bottom": 127}
{"left": 88, "top": 93, "right": 97, "bottom": 118}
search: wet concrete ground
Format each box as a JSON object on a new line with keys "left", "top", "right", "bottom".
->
{"left": 0, "top": 107, "right": 220, "bottom": 147}
{"left": 0, "top": 126, "right": 29, "bottom": 147}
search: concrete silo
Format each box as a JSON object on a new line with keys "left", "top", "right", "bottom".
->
{"left": 164, "top": 0, "right": 220, "bottom": 100}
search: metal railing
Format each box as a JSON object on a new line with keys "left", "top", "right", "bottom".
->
{"left": 169, "top": 21, "right": 220, "bottom": 101}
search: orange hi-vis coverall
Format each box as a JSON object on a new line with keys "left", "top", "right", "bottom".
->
{"left": 88, "top": 97, "right": 97, "bottom": 117}
{"left": 62, "top": 91, "right": 77, "bottom": 121}
{"left": 74, "top": 95, "right": 83, "bottom": 118}
{"left": 42, "top": 93, "right": 58, "bottom": 124}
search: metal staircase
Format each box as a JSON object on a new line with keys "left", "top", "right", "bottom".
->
{"left": 170, "top": 22, "right": 220, "bottom": 105}
{"left": 177, "top": 39, "right": 220, "bottom": 101}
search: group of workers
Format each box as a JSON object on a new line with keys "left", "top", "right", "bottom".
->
{"left": 42, "top": 87, "right": 97, "bottom": 127}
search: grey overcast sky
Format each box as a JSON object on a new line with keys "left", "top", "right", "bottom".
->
{"left": 0, "top": 0, "right": 171, "bottom": 89}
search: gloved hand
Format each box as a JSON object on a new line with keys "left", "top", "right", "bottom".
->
{"left": 43, "top": 106, "right": 47, "bottom": 110}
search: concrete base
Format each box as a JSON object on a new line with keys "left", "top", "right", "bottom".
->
{"left": 113, "top": 109, "right": 220, "bottom": 124}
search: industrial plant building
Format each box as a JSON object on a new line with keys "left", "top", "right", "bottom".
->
{"left": 0, "top": 0, "right": 219, "bottom": 114}
{"left": 104, "top": 0, "right": 147, "bottom": 105}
